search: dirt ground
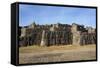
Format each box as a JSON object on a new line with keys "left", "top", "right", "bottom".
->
{"left": 19, "top": 45, "right": 96, "bottom": 64}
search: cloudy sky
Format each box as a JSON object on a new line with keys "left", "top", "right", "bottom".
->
{"left": 19, "top": 4, "right": 96, "bottom": 28}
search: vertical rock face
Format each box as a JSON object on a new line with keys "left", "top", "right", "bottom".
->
{"left": 40, "top": 30, "right": 47, "bottom": 46}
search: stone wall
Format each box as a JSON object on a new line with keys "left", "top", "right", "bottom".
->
{"left": 80, "top": 33, "right": 96, "bottom": 45}
{"left": 71, "top": 23, "right": 96, "bottom": 46}
{"left": 19, "top": 23, "right": 96, "bottom": 47}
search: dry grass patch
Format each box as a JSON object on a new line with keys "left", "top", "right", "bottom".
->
{"left": 19, "top": 44, "right": 96, "bottom": 53}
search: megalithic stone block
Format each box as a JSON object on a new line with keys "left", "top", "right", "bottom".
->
{"left": 40, "top": 30, "right": 47, "bottom": 46}
{"left": 72, "top": 31, "right": 81, "bottom": 45}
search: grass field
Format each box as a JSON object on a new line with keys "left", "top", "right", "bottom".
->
{"left": 19, "top": 44, "right": 96, "bottom": 64}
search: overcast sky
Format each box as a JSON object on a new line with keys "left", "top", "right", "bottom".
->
{"left": 19, "top": 4, "right": 96, "bottom": 28}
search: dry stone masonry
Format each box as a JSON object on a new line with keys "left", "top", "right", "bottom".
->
{"left": 19, "top": 22, "right": 96, "bottom": 47}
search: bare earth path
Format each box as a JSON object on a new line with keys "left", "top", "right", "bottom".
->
{"left": 19, "top": 45, "right": 96, "bottom": 64}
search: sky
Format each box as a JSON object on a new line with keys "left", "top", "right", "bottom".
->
{"left": 19, "top": 4, "right": 96, "bottom": 28}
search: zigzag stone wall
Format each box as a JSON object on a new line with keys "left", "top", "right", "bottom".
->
{"left": 19, "top": 23, "right": 96, "bottom": 47}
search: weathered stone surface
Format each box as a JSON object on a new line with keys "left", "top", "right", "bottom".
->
{"left": 19, "top": 23, "right": 96, "bottom": 47}
{"left": 40, "top": 30, "right": 47, "bottom": 46}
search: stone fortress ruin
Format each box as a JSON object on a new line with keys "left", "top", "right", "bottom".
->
{"left": 19, "top": 22, "right": 96, "bottom": 47}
